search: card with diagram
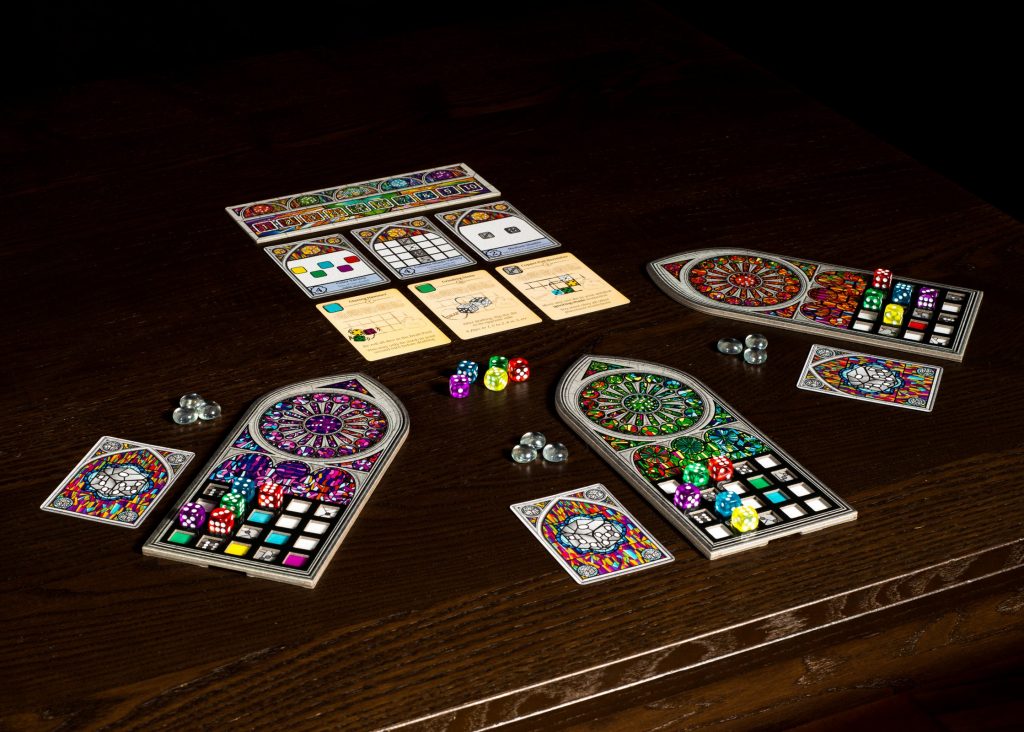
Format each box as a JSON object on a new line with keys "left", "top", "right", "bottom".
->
{"left": 317, "top": 288, "right": 450, "bottom": 360}
{"left": 41, "top": 436, "right": 195, "bottom": 528}
{"left": 510, "top": 484, "right": 674, "bottom": 584}
{"left": 350, "top": 217, "right": 475, "bottom": 280}
{"left": 407, "top": 270, "right": 541, "bottom": 339}
{"left": 496, "top": 252, "right": 630, "bottom": 320}
{"left": 436, "top": 201, "right": 561, "bottom": 261}
{"left": 797, "top": 344, "right": 943, "bottom": 411}
{"left": 265, "top": 235, "right": 390, "bottom": 299}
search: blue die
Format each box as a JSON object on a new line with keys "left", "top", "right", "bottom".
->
{"left": 891, "top": 282, "right": 914, "bottom": 305}
{"left": 714, "top": 490, "right": 743, "bottom": 519}
{"left": 230, "top": 476, "right": 257, "bottom": 501}
{"left": 456, "top": 360, "right": 479, "bottom": 382}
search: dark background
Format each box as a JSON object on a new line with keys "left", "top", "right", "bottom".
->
{"left": 4, "top": 3, "right": 1019, "bottom": 221}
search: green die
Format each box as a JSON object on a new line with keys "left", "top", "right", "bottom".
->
{"left": 488, "top": 355, "right": 509, "bottom": 371}
{"left": 682, "top": 461, "right": 710, "bottom": 487}
{"left": 220, "top": 491, "right": 246, "bottom": 518}
{"left": 862, "top": 288, "right": 885, "bottom": 311}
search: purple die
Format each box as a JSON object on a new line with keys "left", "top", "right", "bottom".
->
{"left": 673, "top": 482, "right": 701, "bottom": 510}
{"left": 178, "top": 501, "right": 207, "bottom": 530}
{"left": 449, "top": 373, "right": 471, "bottom": 399}
{"left": 917, "top": 287, "right": 938, "bottom": 309}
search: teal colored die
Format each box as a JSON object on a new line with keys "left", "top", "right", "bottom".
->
{"left": 714, "top": 490, "right": 743, "bottom": 519}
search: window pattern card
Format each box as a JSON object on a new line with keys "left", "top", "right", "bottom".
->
{"left": 41, "top": 437, "right": 195, "bottom": 528}
{"left": 436, "top": 201, "right": 561, "bottom": 261}
{"left": 265, "top": 235, "right": 389, "bottom": 299}
{"left": 407, "top": 270, "right": 541, "bottom": 340}
{"left": 318, "top": 288, "right": 450, "bottom": 361}
{"left": 227, "top": 163, "right": 499, "bottom": 243}
{"left": 510, "top": 484, "right": 674, "bottom": 584}
{"left": 797, "top": 344, "right": 943, "bottom": 411}
{"left": 351, "top": 217, "right": 475, "bottom": 279}
{"left": 496, "top": 252, "right": 630, "bottom": 320}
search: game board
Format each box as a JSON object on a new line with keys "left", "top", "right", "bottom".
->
{"left": 227, "top": 164, "right": 499, "bottom": 244}
{"left": 648, "top": 249, "right": 982, "bottom": 361}
{"left": 351, "top": 217, "right": 475, "bottom": 279}
{"left": 143, "top": 374, "right": 409, "bottom": 587}
{"left": 265, "top": 235, "right": 390, "bottom": 298}
{"left": 556, "top": 355, "right": 856, "bottom": 558}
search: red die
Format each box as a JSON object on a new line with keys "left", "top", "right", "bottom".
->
{"left": 208, "top": 507, "right": 236, "bottom": 535}
{"left": 257, "top": 479, "right": 284, "bottom": 509}
{"left": 872, "top": 268, "right": 893, "bottom": 289}
{"left": 707, "top": 455, "right": 734, "bottom": 482}
{"left": 508, "top": 356, "right": 530, "bottom": 383}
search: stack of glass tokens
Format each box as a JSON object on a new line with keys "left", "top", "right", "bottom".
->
{"left": 717, "top": 333, "right": 768, "bottom": 365}
{"left": 511, "top": 432, "right": 569, "bottom": 464}
{"left": 172, "top": 392, "right": 222, "bottom": 425}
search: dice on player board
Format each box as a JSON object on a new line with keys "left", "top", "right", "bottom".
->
{"left": 178, "top": 502, "right": 206, "bottom": 530}
{"left": 861, "top": 288, "right": 885, "bottom": 311}
{"left": 707, "top": 455, "right": 734, "bottom": 483}
{"left": 917, "top": 287, "right": 938, "bottom": 309}
{"left": 220, "top": 491, "right": 246, "bottom": 518}
{"left": 891, "top": 282, "right": 914, "bottom": 305}
{"left": 208, "top": 507, "right": 236, "bottom": 535}
{"left": 230, "top": 476, "right": 257, "bottom": 500}
{"left": 873, "top": 268, "right": 893, "bottom": 289}
{"left": 682, "top": 461, "right": 710, "bottom": 487}
{"left": 508, "top": 356, "right": 530, "bottom": 382}
{"left": 257, "top": 479, "right": 284, "bottom": 509}
{"left": 883, "top": 303, "right": 904, "bottom": 325}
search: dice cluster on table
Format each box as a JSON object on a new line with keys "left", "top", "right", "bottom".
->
{"left": 172, "top": 392, "right": 222, "bottom": 425}
{"left": 449, "top": 355, "right": 530, "bottom": 398}
{"left": 510, "top": 431, "right": 568, "bottom": 464}
{"left": 670, "top": 454, "right": 760, "bottom": 533}
{"left": 716, "top": 333, "right": 768, "bottom": 365}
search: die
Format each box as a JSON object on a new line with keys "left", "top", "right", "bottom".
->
{"left": 456, "top": 360, "right": 479, "bottom": 382}
{"left": 229, "top": 476, "right": 257, "bottom": 501}
{"left": 483, "top": 366, "right": 509, "bottom": 391}
{"left": 714, "top": 490, "right": 743, "bottom": 519}
{"left": 872, "top": 268, "right": 893, "bottom": 289}
{"left": 883, "top": 303, "right": 904, "bottom": 325}
{"left": 449, "top": 373, "right": 471, "bottom": 398}
{"left": 220, "top": 491, "right": 246, "bottom": 519}
{"left": 707, "top": 455, "right": 734, "bottom": 483}
{"left": 178, "top": 502, "right": 206, "bottom": 530}
{"left": 682, "top": 461, "right": 710, "bottom": 487}
{"left": 861, "top": 287, "right": 885, "bottom": 311}
{"left": 508, "top": 356, "right": 530, "bottom": 382}
{"left": 916, "top": 287, "right": 938, "bottom": 309}
{"left": 257, "top": 479, "right": 284, "bottom": 509}
{"left": 488, "top": 355, "right": 509, "bottom": 371}
{"left": 731, "top": 505, "right": 759, "bottom": 532}
{"left": 891, "top": 282, "right": 914, "bottom": 305}
{"left": 208, "top": 507, "right": 236, "bottom": 535}
{"left": 673, "top": 483, "right": 701, "bottom": 510}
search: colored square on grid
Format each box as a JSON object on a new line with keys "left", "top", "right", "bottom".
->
{"left": 318, "top": 261, "right": 333, "bottom": 269}
{"left": 415, "top": 283, "right": 436, "bottom": 293}
{"left": 344, "top": 256, "right": 360, "bottom": 263}
{"left": 322, "top": 303, "right": 344, "bottom": 313}
{"left": 310, "top": 270, "right": 326, "bottom": 278}
{"left": 290, "top": 266, "right": 307, "bottom": 274}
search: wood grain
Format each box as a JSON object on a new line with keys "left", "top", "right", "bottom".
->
{"left": 2, "top": 4, "right": 1022, "bottom": 730}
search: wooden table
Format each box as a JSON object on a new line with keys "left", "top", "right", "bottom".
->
{"left": 5, "top": 6, "right": 1023, "bottom": 730}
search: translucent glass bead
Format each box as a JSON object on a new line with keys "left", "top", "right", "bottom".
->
{"left": 542, "top": 442, "right": 569, "bottom": 463}
{"left": 198, "top": 401, "right": 222, "bottom": 420}
{"left": 179, "top": 392, "right": 205, "bottom": 408}
{"left": 172, "top": 406, "right": 198, "bottom": 425}
{"left": 744, "top": 333, "right": 768, "bottom": 350}
{"left": 520, "top": 432, "right": 546, "bottom": 450}
{"left": 717, "top": 337, "right": 743, "bottom": 355}
{"left": 743, "top": 348, "right": 767, "bottom": 365}
{"left": 731, "top": 505, "right": 759, "bottom": 532}
{"left": 511, "top": 444, "right": 537, "bottom": 463}
{"left": 483, "top": 366, "right": 509, "bottom": 391}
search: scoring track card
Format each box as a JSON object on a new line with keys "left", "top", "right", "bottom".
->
{"left": 556, "top": 355, "right": 857, "bottom": 559}
{"left": 351, "top": 216, "right": 475, "bottom": 280}
{"left": 265, "top": 235, "right": 389, "bottom": 299}
{"left": 41, "top": 436, "right": 195, "bottom": 529}
{"left": 143, "top": 374, "right": 409, "bottom": 588}
{"left": 797, "top": 344, "right": 943, "bottom": 412}
{"left": 436, "top": 201, "right": 561, "bottom": 261}
{"left": 510, "top": 484, "right": 673, "bottom": 584}
{"left": 648, "top": 248, "right": 982, "bottom": 361}
{"left": 227, "top": 163, "right": 499, "bottom": 244}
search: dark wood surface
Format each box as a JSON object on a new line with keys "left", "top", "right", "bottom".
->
{"left": 4, "top": 5, "right": 1023, "bottom": 730}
